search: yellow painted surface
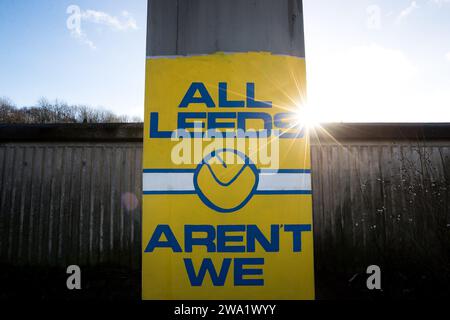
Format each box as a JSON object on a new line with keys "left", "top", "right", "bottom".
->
{"left": 142, "top": 52, "right": 315, "bottom": 300}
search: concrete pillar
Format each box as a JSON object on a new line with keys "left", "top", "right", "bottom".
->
{"left": 147, "top": 0, "right": 305, "bottom": 57}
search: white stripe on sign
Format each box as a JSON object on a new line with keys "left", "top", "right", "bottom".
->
{"left": 143, "top": 172, "right": 194, "bottom": 192}
{"left": 257, "top": 173, "right": 311, "bottom": 191}
{"left": 143, "top": 171, "right": 311, "bottom": 193}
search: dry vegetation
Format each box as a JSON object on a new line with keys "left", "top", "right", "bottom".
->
{"left": 0, "top": 97, "right": 141, "bottom": 124}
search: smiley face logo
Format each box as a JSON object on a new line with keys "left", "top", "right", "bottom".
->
{"left": 193, "top": 149, "right": 259, "bottom": 213}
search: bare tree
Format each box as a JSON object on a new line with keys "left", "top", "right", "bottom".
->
{"left": 0, "top": 97, "right": 142, "bottom": 124}
{"left": 0, "top": 97, "right": 22, "bottom": 123}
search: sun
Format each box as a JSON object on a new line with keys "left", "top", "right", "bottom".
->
{"left": 293, "top": 102, "right": 321, "bottom": 130}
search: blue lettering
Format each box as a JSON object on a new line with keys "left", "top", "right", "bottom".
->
{"left": 234, "top": 258, "right": 264, "bottom": 286}
{"left": 179, "top": 82, "right": 216, "bottom": 108}
{"left": 150, "top": 112, "right": 172, "bottom": 138}
{"left": 284, "top": 224, "right": 312, "bottom": 252}
{"left": 274, "top": 113, "right": 304, "bottom": 138}
{"left": 247, "top": 225, "right": 279, "bottom": 252}
{"left": 145, "top": 224, "right": 312, "bottom": 253}
{"left": 185, "top": 225, "right": 216, "bottom": 253}
{"left": 178, "top": 112, "right": 207, "bottom": 129}
{"left": 145, "top": 225, "right": 182, "bottom": 252}
{"left": 217, "top": 225, "right": 246, "bottom": 253}
{"left": 207, "top": 112, "right": 237, "bottom": 130}
{"left": 219, "top": 82, "right": 245, "bottom": 108}
{"left": 184, "top": 258, "right": 231, "bottom": 286}
{"left": 237, "top": 112, "right": 273, "bottom": 137}
{"left": 247, "top": 83, "right": 272, "bottom": 108}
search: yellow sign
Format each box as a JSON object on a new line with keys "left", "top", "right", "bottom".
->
{"left": 142, "top": 52, "right": 315, "bottom": 300}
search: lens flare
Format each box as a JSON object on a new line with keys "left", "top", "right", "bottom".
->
{"left": 294, "top": 103, "right": 321, "bottom": 131}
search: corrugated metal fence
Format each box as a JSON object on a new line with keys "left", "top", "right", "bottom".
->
{"left": 312, "top": 139, "right": 450, "bottom": 297}
{"left": 1, "top": 123, "right": 449, "bottom": 298}
{"left": 0, "top": 143, "right": 142, "bottom": 270}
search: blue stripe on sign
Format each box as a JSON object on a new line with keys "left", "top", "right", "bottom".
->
{"left": 143, "top": 168, "right": 311, "bottom": 174}
{"left": 255, "top": 190, "right": 313, "bottom": 195}
{"left": 143, "top": 191, "right": 197, "bottom": 195}
{"left": 144, "top": 190, "right": 311, "bottom": 196}
{"left": 258, "top": 169, "right": 311, "bottom": 174}
{"left": 143, "top": 168, "right": 196, "bottom": 173}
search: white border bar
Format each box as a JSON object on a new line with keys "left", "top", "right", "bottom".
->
{"left": 142, "top": 171, "right": 311, "bottom": 194}
{"left": 143, "top": 172, "right": 194, "bottom": 192}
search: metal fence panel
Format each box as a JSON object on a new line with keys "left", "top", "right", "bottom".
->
{"left": 1, "top": 128, "right": 449, "bottom": 297}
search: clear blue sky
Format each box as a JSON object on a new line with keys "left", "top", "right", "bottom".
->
{"left": 1, "top": 0, "right": 449, "bottom": 121}
{"left": 0, "top": 0, "right": 147, "bottom": 118}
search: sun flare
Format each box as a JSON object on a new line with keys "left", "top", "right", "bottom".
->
{"left": 294, "top": 102, "right": 321, "bottom": 130}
